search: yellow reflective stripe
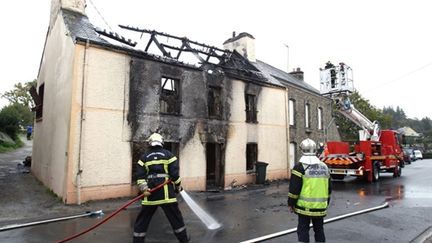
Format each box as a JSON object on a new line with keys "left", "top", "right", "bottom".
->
{"left": 298, "top": 196, "right": 328, "bottom": 202}
{"left": 288, "top": 192, "right": 299, "bottom": 199}
{"left": 294, "top": 208, "right": 327, "bottom": 217}
{"left": 137, "top": 179, "right": 146, "bottom": 185}
{"left": 146, "top": 159, "right": 172, "bottom": 166}
{"left": 168, "top": 156, "right": 177, "bottom": 163}
{"left": 174, "top": 177, "right": 181, "bottom": 184}
{"left": 138, "top": 160, "right": 144, "bottom": 166}
{"left": 142, "top": 198, "right": 177, "bottom": 205}
{"left": 292, "top": 170, "right": 303, "bottom": 178}
{"left": 164, "top": 183, "right": 169, "bottom": 199}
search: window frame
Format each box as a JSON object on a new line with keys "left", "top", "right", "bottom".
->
{"left": 317, "top": 107, "right": 323, "bottom": 130}
{"left": 160, "top": 77, "right": 181, "bottom": 115}
{"left": 208, "top": 86, "right": 222, "bottom": 119}
{"left": 246, "top": 143, "right": 258, "bottom": 172}
{"left": 245, "top": 94, "right": 258, "bottom": 123}
{"left": 35, "top": 84, "right": 45, "bottom": 121}
{"left": 289, "top": 99, "right": 295, "bottom": 126}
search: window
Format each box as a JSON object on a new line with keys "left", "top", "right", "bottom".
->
{"left": 160, "top": 77, "right": 180, "bottom": 114}
{"left": 305, "top": 103, "right": 310, "bottom": 128}
{"left": 289, "top": 99, "right": 295, "bottom": 126}
{"left": 317, "top": 107, "right": 323, "bottom": 130}
{"left": 35, "top": 84, "right": 44, "bottom": 120}
{"left": 246, "top": 143, "right": 257, "bottom": 171}
{"left": 245, "top": 94, "right": 257, "bottom": 123}
{"left": 208, "top": 86, "right": 222, "bottom": 118}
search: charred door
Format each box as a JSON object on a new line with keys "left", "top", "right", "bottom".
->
{"left": 206, "top": 143, "right": 224, "bottom": 190}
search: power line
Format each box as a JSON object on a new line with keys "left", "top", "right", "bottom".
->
{"left": 363, "top": 60, "right": 432, "bottom": 93}
{"left": 87, "top": 0, "right": 113, "bottom": 31}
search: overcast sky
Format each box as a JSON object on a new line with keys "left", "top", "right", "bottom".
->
{"left": 1, "top": 0, "right": 431, "bottom": 120}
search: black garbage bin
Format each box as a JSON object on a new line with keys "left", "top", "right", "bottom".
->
{"left": 255, "top": 161, "right": 268, "bottom": 184}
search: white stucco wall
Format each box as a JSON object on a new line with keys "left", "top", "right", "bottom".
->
{"left": 33, "top": 10, "right": 75, "bottom": 197}
{"left": 225, "top": 80, "right": 289, "bottom": 184}
{"left": 67, "top": 45, "right": 132, "bottom": 203}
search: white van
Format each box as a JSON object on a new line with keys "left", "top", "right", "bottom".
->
{"left": 413, "top": 150, "right": 423, "bottom": 160}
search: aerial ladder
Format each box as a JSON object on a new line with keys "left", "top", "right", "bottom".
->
{"left": 319, "top": 62, "right": 403, "bottom": 182}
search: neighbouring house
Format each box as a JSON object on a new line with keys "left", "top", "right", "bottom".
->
{"left": 31, "top": 0, "right": 339, "bottom": 204}
{"left": 222, "top": 33, "right": 340, "bottom": 169}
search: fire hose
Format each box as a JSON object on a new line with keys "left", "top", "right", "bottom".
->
{"left": 56, "top": 180, "right": 171, "bottom": 243}
{"left": 240, "top": 202, "right": 389, "bottom": 243}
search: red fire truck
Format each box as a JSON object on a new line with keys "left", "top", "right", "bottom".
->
{"left": 319, "top": 62, "right": 404, "bottom": 182}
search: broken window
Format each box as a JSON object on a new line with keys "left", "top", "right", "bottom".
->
{"left": 289, "top": 99, "right": 296, "bottom": 126}
{"left": 246, "top": 143, "right": 258, "bottom": 171}
{"left": 245, "top": 94, "right": 257, "bottom": 123}
{"left": 305, "top": 103, "right": 310, "bottom": 128}
{"left": 32, "top": 84, "right": 44, "bottom": 121}
{"left": 160, "top": 77, "right": 180, "bottom": 114}
{"left": 208, "top": 86, "right": 222, "bottom": 118}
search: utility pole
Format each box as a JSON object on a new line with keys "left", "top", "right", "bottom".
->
{"left": 284, "top": 44, "right": 289, "bottom": 72}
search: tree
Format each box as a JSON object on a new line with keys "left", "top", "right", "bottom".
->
{"left": 334, "top": 91, "right": 392, "bottom": 141}
{"left": 1, "top": 80, "right": 37, "bottom": 109}
{"left": 0, "top": 80, "right": 36, "bottom": 140}
{"left": 383, "top": 106, "right": 407, "bottom": 129}
{"left": 0, "top": 103, "right": 32, "bottom": 139}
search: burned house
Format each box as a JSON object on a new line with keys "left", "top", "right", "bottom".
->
{"left": 31, "top": 0, "right": 339, "bottom": 204}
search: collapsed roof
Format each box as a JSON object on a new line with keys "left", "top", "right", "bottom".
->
{"left": 61, "top": 8, "right": 318, "bottom": 92}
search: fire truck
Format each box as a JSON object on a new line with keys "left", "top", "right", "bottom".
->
{"left": 319, "top": 62, "right": 404, "bottom": 182}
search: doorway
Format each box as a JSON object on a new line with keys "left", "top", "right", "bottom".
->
{"left": 206, "top": 143, "right": 224, "bottom": 191}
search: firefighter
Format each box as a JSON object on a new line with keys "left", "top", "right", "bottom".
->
{"left": 288, "top": 138, "right": 332, "bottom": 243}
{"left": 133, "top": 133, "right": 189, "bottom": 243}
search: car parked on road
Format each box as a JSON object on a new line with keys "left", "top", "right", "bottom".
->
{"left": 414, "top": 150, "right": 423, "bottom": 160}
{"left": 403, "top": 148, "right": 414, "bottom": 164}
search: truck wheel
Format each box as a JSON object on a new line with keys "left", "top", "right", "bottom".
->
{"left": 373, "top": 162, "right": 380, "bottom": 182}
{"left": 393, "top": 164, "right": 402, "bottom": 177}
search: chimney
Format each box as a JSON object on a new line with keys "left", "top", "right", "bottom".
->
{"left": 290, "top": 67, "right": 304, "bottom": 81}
{"left": 50, "top": 0, "right": 86, "bottom": 29}
{"left": 223, "top": 32, "right": 256, "bottom": 62}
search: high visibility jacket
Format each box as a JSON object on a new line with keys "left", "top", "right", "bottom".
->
{"left": 136, "top": 146, "right": 182, "bottom": 205}
{"left": 288, "top": 161, "right": 331, "bottom": 217}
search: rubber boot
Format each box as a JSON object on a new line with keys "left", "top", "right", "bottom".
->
{"left": 175, "top": 229, "right": 189, "bottom": 243}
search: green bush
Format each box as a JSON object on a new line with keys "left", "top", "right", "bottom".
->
{"left": 423, "top": 152, "right": 432, "bottom": 159}
{"left": 0, "top": 138, "right": 23, "bottom": 153}
{"left": 0, "top": 103, "right": 33, "bottom": 140}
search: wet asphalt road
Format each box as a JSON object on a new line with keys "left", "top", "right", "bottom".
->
{"left": 1, "top": 156, "right": 432, "bottom": 242}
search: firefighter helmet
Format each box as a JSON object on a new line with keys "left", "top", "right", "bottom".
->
{"left": 147, "top": 133, "right": 164, "bottom": 147}
{"left": 300, "top": 138, "right": 317, "bottom": 156}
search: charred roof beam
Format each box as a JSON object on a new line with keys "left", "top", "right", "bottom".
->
{"left": 146, "top": 32, "right": 171, "bottom": 58}
{"left": 94, "top": 28, "right": 137, "bottom": 47}
{"left": 119, "top": 24, "right": 230, "bottom": 63}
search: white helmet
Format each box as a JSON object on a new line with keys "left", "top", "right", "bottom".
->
{"left": 300, "top": 138, "right": 317, "bottom": 156}
{"left": 147, "top": 133, "right": 164, "bottom": 147}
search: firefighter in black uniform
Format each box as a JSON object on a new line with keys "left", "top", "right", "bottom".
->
{"left": 288, "top": 138, "right": 332, "bottom": 243}
{"left": 133, "top": 133, "right": 189, "bottom": 243}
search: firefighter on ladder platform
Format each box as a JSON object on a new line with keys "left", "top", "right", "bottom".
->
{"left": 288, "top": 138, "right": 332, "bottom": 243}
{"left": 133, "top": 133, "right": 190, "bottom": 243}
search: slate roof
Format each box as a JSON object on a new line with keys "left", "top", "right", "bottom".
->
{"left": 253, "top": 60, "right": 321, "bottom": 95}
{"left": 62, "top": 9, "right": 108, "bottom": 44}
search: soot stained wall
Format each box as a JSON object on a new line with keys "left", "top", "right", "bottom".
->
{"left": 128, "top": 58, "right": 232, "bottom": 148}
